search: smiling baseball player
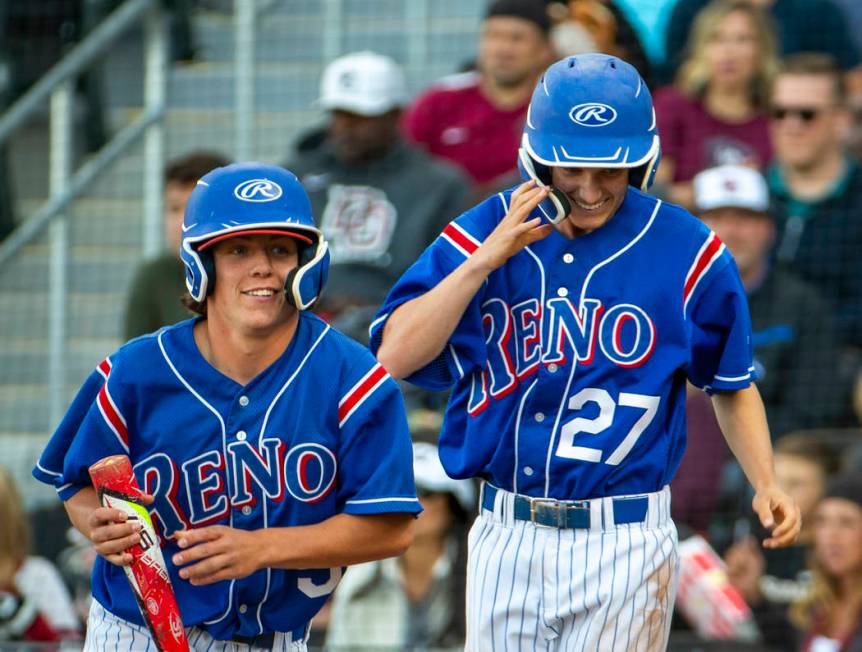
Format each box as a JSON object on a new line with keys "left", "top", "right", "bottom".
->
{"left": 372, "top": 54, "right": 801, "bottom": 651}
{"left": 33, "top": 162, "right": 420, "bottom": 651}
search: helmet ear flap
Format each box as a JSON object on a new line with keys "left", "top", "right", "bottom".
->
{"left": 517, "top": 147, "right": 571, "bottom": 225}
{"left": 202, "top": 253, "right": 215, "bottom": 296}
{"left": 285, "top": 239, "right": 330, "bottom": 310}
{"left": 628, "top": 136, "right": 661, "bottom": 191}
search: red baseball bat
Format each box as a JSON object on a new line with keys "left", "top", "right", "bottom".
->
{"left": 89, "top": 455, "right": 190, "bottom": 652}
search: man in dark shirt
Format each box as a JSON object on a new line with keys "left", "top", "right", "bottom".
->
{"left": 696, "top": 164, "right": 846, "bottom": 433}
{"left": 767, "top": 53, "right": 862, "bottom": 352}
{"left": 285, "top": 51, "right": 469, "bottom": 326}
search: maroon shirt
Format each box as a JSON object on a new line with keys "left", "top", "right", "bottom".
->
{"left": 654, "top": 86, "right": 772, "bottom": 182}
{"left": 671, "top": 391, "right": 729, "bottom": 533}
{"left": 403, "top": 72, "right": 529, "bottom": 186}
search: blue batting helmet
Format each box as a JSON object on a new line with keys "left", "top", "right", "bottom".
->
{"left": 518, "top": 54, "right": 661, "bottom": 224}
{"left": 180, "top": 162, "right": 329, "bottom": 310}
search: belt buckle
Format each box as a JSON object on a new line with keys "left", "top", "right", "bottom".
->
{"left": 529, "top": 497, "right": 563, "bottom": 527}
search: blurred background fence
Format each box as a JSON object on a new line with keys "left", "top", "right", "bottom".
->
{"left": 2, "top": 0, "right": 862, "bottom": 650}
{"left": 0, "top": 0, "right": 485, "bottom": 512}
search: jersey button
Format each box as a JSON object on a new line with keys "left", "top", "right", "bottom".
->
{"left": 239, "top": 604, "right": 247, "bottom": 614}
{"left": 236, "top": 431, "right": 247, "bottom": 441}
{"left": 523, "top": 466, "right": 534, "bottom": 476}
{"left": 556, "top": 287, "right": 569, "bottom": 298}
{"left": 242, "top": 506, "right": 252, "bottom": 516}
{"left": 563, "top": 253, "right": 574, "bottom": 264}
{"left": 534, "top": 412, "right": 545, "bottom": 423}
{"left": 239, "top": 395, "right": 249, "bottom": 407}
{"left": 547, "top": 363, "right": 558, "bottom": 373}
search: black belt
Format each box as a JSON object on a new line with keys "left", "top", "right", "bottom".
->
{"left": 229, "top": 622, "right": 309, "bottom": 649}
{"left": 231, "top": 632, "right": 275, "bottom": 649}
{"left": 481, "top": 483, "right": 649, "bottom": 529}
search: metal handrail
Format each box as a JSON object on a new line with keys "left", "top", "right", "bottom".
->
{"left": 0, "top": 0, "right": 167, "bottom": 425}
{"left": 0, "top": 0, "right": 157, "bottom": 147}
{"left": 0, "top": 106, "right": 164, "bottom": 268}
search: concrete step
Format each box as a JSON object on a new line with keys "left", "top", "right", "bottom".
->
{"left": 0, "top": 338, "right": 115, "bottom": 386}
{"left": 0, "top": 244, "right": 139, "bottom": 294}
{"left": 162, "top": 107, "right": 317, "bottom": 162}
{"left": 193, "top": 11, "right": 479, "bottom": 81}
{"left": 0, "top": 290, "right": 127, "bottom": 340}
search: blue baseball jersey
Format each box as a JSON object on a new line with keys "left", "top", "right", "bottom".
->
{"left": 33, "top": 313, "right": 420, "bottom": 640}
{"left": 370, "top": 186, "right": 754, "bottom": 500}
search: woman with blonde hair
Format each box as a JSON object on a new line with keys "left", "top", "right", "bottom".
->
{"left": 789, "top": 472, "right": 862, "bottom": 651}
{"left": 653, "top": 0, "right": 779, "bottom": 206}
{"left": 0, "top": 466, "right": 80, "bottom": 642}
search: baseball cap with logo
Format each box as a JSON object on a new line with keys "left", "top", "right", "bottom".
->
{"left": 692, "top": 165, "right": 770, "bottom": 213}
{"left": 317, "top": 51, "right": 408, "bottom": 117}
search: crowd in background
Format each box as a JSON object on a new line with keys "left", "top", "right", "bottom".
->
{"left": 3, "top": 0, "right": 862, "bottom": 649}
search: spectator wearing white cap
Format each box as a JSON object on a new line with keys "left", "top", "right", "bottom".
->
{"left": 326, "top": 433, "right": 476, "bottom": 650}
{"left": 672, "top": 165, "right": 847, "bottom": 536}
{"left": 696, "top": 164, "right": 848, "bottom": 437}
{"left": 285, "top": 52, "right": 470, "bottom": 331}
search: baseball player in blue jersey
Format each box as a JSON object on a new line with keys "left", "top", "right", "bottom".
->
{"left": 372, "top": 54, "right": 801, "bottom": 651}
{"left": 32, "top": 162, "right": 421, "bottom": 651}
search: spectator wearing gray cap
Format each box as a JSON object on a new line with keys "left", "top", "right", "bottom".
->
{"left": 326, "top": 435, "right": 476, "bottom": 650}
{"left": 285, "top": 51, "right": 470, "bottom": 331}
{"left": 671, "top": 165, "right": 847, "bottom": 536}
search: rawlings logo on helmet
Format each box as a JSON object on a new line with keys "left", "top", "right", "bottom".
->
{"left": 569, "top": 103, "right": 618, "bottom": 127}
{"left": 234, "top": 179, "right": 283, "bottom": 202}
{"left": 182, "top": 163, "right": 329, "bottom": 309}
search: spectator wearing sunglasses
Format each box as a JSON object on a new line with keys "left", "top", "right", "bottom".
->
{"left": 767, "top": 53, "right": 862, "bottom": 354}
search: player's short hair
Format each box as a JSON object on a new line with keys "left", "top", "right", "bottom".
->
{"left": 774, "top": 432, "right": 840, "bottom": 477}
{"left": 181, "top": 293, "right": 207, "bottom": 318}
{"left": 776, "top": 52, "right": 846, "bottom": 104}
{"left": 165, "top": 151, "right": 231, "bottom": 187}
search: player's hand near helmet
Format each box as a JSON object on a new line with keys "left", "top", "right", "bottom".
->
{"left": 471, "top": 180, "right": 554, "bottom": 274}
{"left": 752, "top": 484, "right": 802, "bottom": 549}
{"left": 378, "top": 179, "right": 553, "bottom": 379}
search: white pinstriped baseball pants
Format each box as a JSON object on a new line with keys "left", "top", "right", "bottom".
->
{"left": 466, "top": 485, "right": 679, "bottom": 652}
{"left": 84, "top": 600, "right": 307, "bottom": 652}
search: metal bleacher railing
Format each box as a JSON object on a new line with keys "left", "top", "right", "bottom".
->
{"left": 0, "top": 0, "right": 486, "bottom": 512}
{"left": 0, "top": 2, "right": 482, "bottom": 649}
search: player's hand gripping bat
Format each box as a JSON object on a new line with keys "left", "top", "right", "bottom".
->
{"left": 89, "top": 455, "right": 190, "bottom": 652}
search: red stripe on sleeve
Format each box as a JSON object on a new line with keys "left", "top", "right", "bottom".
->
{"left": 97, "top": 357, "right": 112, "bottom": 378}
{"left": 683, "top": 234, "right": 723, "bottom": 304}
{"left": 98, "top": 384, "right": 128, "bottom": 448}
{"left": 338, "top": 364, "right": 388, "bottom": 424}
{"left": 442, "top": 223, "right": 479, "bottom": 255}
